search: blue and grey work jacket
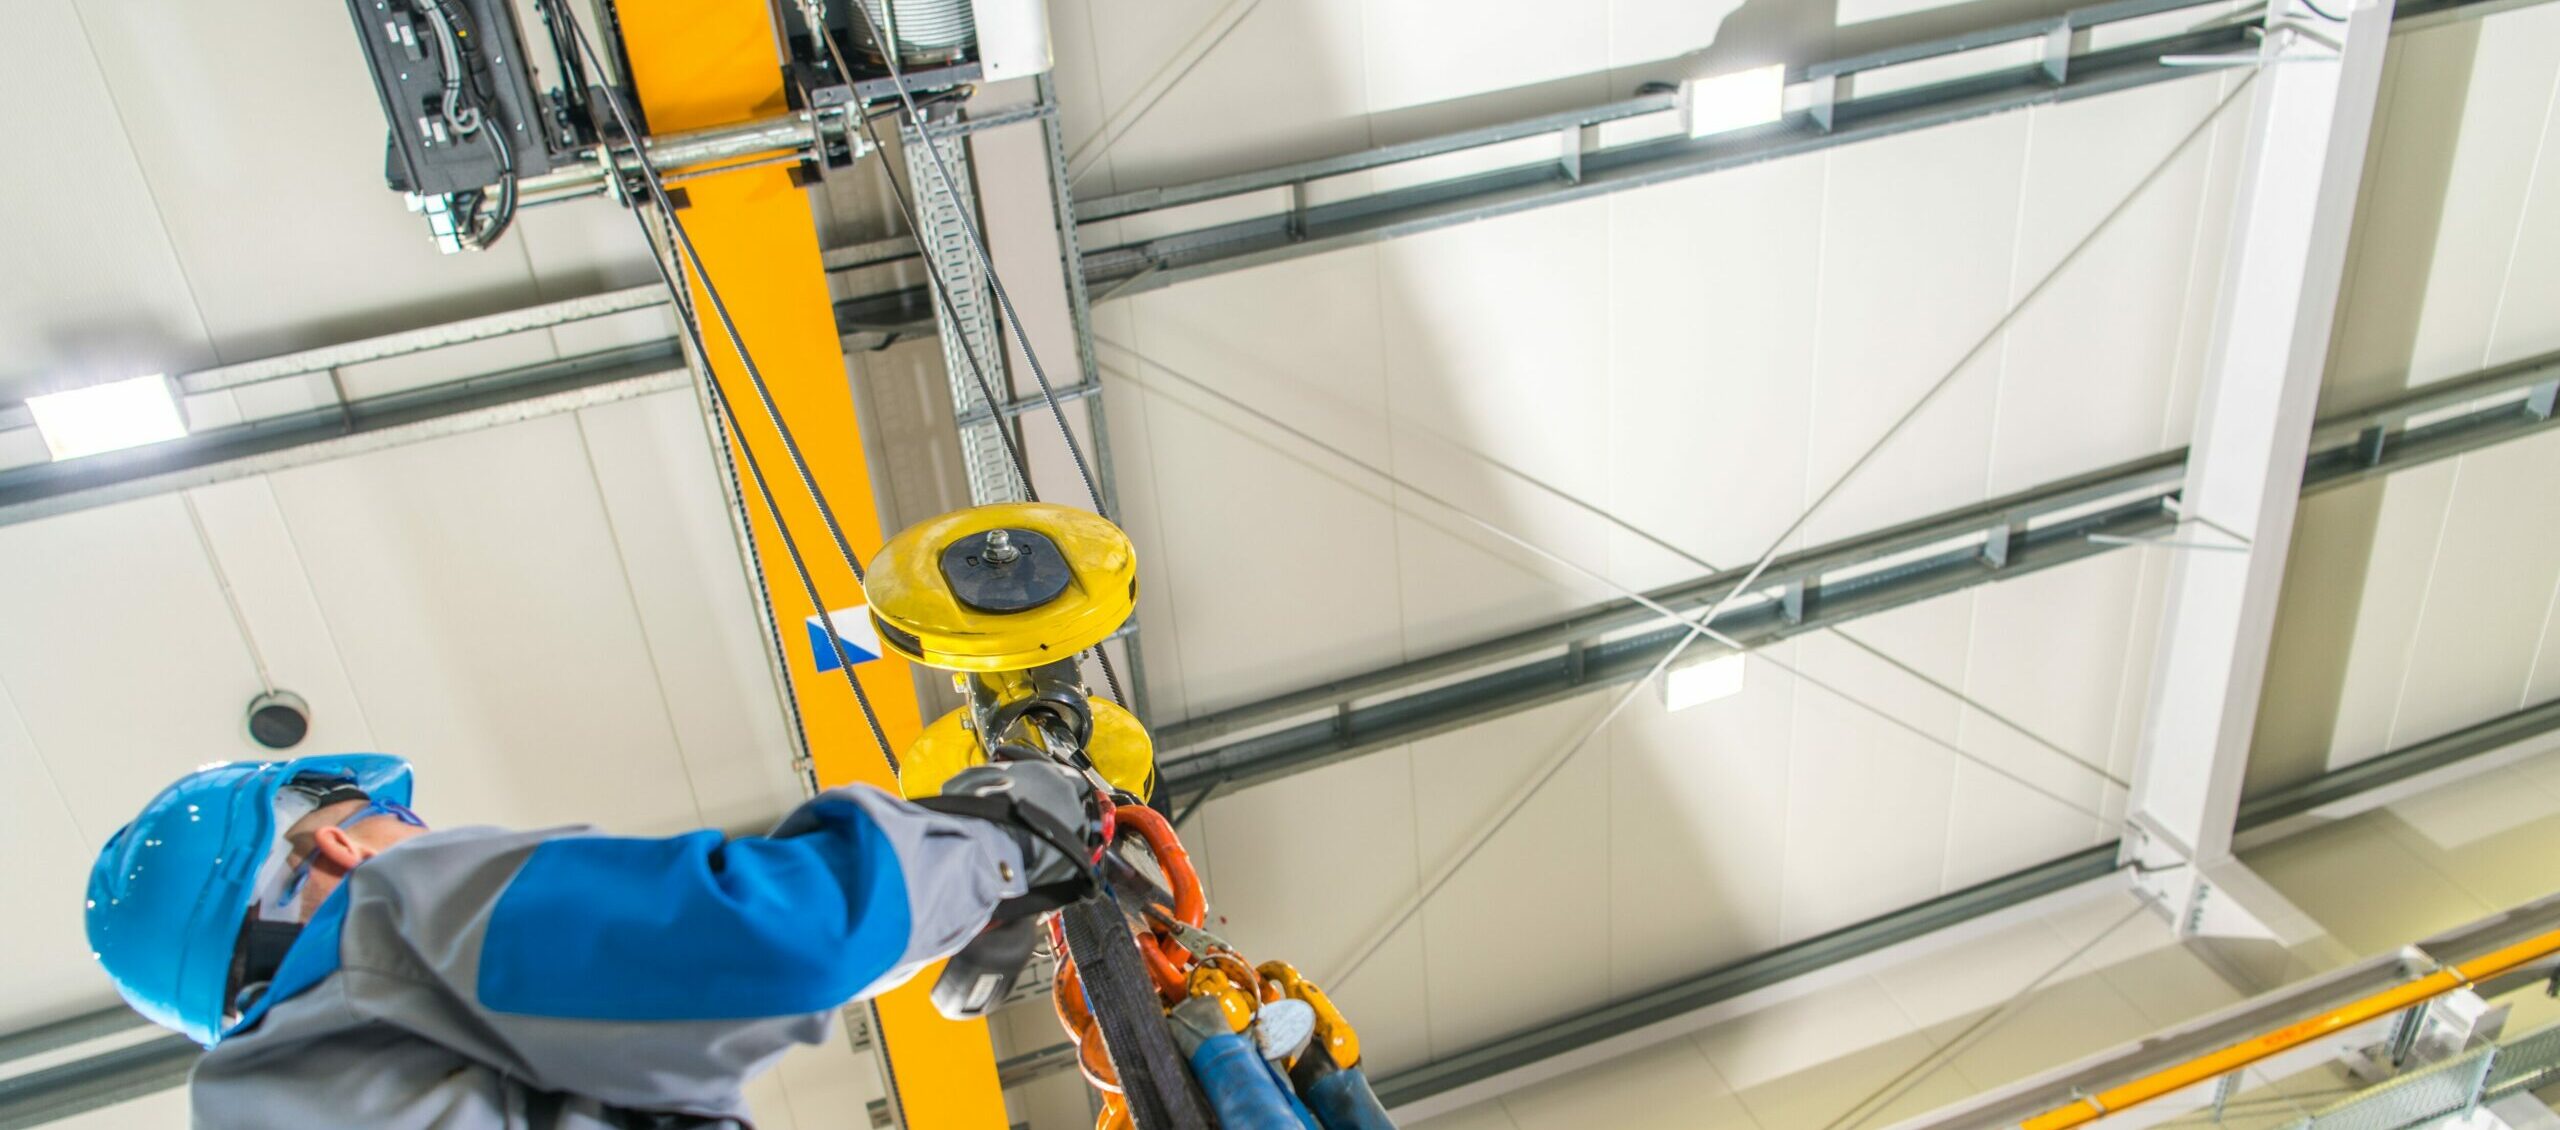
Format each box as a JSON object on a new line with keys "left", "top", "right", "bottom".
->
{"left": 193, "top": 786, "right": 1029, "bottom": 1128}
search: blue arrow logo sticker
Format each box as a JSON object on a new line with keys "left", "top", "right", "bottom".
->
{"left": 806, "top": 607, "right": 884, "bottom": 673}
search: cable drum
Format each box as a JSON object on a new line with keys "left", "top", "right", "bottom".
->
{"left": 860, "top": 0, "right": 977, "bottom": 61}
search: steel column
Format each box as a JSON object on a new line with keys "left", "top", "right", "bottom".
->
{"left": 2122, "top": 0, "right": 2393, "bottom": 927}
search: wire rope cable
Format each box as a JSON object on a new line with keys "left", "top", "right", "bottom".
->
{"left": 547, "top": 0, "right": 900, "bottom": 771}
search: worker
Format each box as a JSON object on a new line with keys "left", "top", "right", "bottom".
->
{"left": 84, "top": 752, "right": 1103, "bottom": 1127}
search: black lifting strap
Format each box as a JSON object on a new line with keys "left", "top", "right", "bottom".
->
{"left": 1059, "top": 897, "right": 1214, "bottom": 1129}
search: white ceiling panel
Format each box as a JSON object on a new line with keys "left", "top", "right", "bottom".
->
{"left": 2258, "top": 7, "right": 2560, "bottom": 792}
{"left": 0, "top": 498, "right": 266, "bottom": 837}
{"left": 1379, "top": 203, "right": 1618, "bottom": 653}
{"left": 1988, "top": 78, "right": 2221, "bottom": 495}
{"left": 1410, "top": 694, "right": 1615, "bottom": 1053}
{"left": 0, "top": 1, "right": 216, "bottom": 395}
{"left": 261, "top": 414, "right": 708, "bottom": 834}
{"left": 575, "top": 391, "right": 805, "bottom": 832}
{"left": 69, "top": 0, "right": 543, "bottom": 361}
{"left": 2384, "top": 431, "right": 2560, "bottom": 743}
{"left": 1360, "top": 0, "right": 1609, "bottom": 122}
{"left": 1801, "top": 112, "right": 2026, "bottom": 544}
{"left": 182, "top": 479, "right": 379, "bottom": 754}
{"left": 1123, "top": 247, "right": 1397, "bottom": 468}
{"left": 1064, "top": 0, "right": 1372, "bottom": 193}
{"left": 0, "top": 676, "right": 110, "bottom": 1027}
{"left": 1602, "top": 150, "right": 1826, "bottom": 589}
{"left": 1779, "top": 656, "right": 1961, "bottom": 941}
{"left": 1496, "top": 1038, "right": 1756, "bottom": 1130}
{"left": 1115, "top": 363, "right": 1407, "bottom": 714}
{"left": 2326, "top": 13, "right": 2560, "bottom": 405}
{"left": 1604, "top": 647, "right": 1796, "bottom": 996}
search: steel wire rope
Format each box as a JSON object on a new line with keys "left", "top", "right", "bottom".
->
{"left": 811, "top": 17, "right": 1132, "bottom": 709}
{"left": 548, "top": 1, "right": 899, "bottom": 770}
{"left": 1306, "top": 71, "right": 2259, "bottom": 990}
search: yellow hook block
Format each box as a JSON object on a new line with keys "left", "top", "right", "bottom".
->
{"left": 863, "top": 502, "right": 1137, "bottom": 674}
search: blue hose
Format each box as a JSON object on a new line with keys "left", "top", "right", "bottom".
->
{"left": 1189, "top": 1032, "right": 1312, "bottom": 1130}
{"left": 1304, "top": 1065, "right": 1397, "bottom": 1130}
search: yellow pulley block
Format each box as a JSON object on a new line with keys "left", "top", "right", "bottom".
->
{"left": 862, "top": 502, "right": 1137, "bottom": 674}
{"left": 894, "top": 698, "right": 1158, "bottom": 802}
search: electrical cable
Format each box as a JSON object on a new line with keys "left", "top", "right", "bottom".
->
{"left": 807, "top": 16, "right": 1130, "bottom": 709}
{"left": 2297, "top": 0, "right": 2347, "bottom": 21}
{"left": 545, "top": 0, "right": 900, "bottom": 772}
{"left": 1315, "top": 72, "right": 2260, "bottom": 991}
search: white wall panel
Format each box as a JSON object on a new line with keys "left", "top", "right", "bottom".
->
{"left": 264, "top": 415, "right": 704, "bottom": 834}
{"left": 0, "top": 1, "right": 216, "bottom": 393}
{"left": 1602, "top": 152, "right": 1825, "bottom": 591}
{"left": 576, "top": 391, "right": 804, "bottom": 832}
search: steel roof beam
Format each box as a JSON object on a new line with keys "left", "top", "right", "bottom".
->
{"left": 1374, "top": 695, "right": 2560, "bottom": 1117}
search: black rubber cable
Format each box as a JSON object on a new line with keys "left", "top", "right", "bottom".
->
{"left": 548, "top": 0, "right": 900, "bottom": 772}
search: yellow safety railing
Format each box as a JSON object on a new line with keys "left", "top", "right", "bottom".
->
{"left": 2023, "top": 926, "right": 2560, "bottom": 1130}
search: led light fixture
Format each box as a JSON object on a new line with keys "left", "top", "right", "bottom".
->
{"left": 1663, "top": 652, "right": 1749, "bottom": 711}
{"left": 1682, "top": 64, "right": 1787, "bottom": 139}
{"left": 26, "top": 374, "right": 187, "bottom": 461}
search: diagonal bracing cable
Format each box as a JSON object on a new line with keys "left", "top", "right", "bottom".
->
{"left": 548, "top": 0, "right": 899, "bottom": 771}
{"left": 1097, "top": 345, "right": 2116, "bottom": 822}
{"left": 1103, "top": 341, "right": 2128, "bottom": 794}
{"left": 1300, "top": 71, "right": 2259, "bottom": 990}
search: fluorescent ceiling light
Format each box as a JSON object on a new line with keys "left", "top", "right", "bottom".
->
{"left": 1663, "top": 652, "right": 1749, "bottom": 712}
{"left": 1682, "top": 64, "right": 1786, "bottom": 139}
{"left": 25, "top": 374, "right": 188, "bottom": 461}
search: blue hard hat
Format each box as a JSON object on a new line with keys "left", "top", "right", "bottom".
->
{"left": 86, "top": 754, "right": 412, "bottom": 1046}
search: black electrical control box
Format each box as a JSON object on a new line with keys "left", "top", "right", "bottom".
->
{"left": 343, "top": 0, "right": 557, "bottom": 196}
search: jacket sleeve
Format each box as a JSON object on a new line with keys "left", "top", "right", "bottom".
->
{"left": 329, "top": 786, "right": 1026, "bottom": 1109}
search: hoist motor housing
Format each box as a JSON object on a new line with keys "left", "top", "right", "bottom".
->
{"left": 862, "top": 502, "right": 1136, "bottom": 673}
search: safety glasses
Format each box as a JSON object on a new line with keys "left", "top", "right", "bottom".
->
{"left": 268, "top": 799, "right": 426, "bottom": 913}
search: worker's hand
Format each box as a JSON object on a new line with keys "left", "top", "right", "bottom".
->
{"left": 915, "top": 760, "right": 1105, "bottom": 919}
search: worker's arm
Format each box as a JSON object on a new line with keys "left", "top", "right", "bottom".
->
{"left": 317, "top": 781, "right": 1072, "bottom": 1111}
{"left": 469, "top": 783, "right": 1029, "bottom": 1020}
